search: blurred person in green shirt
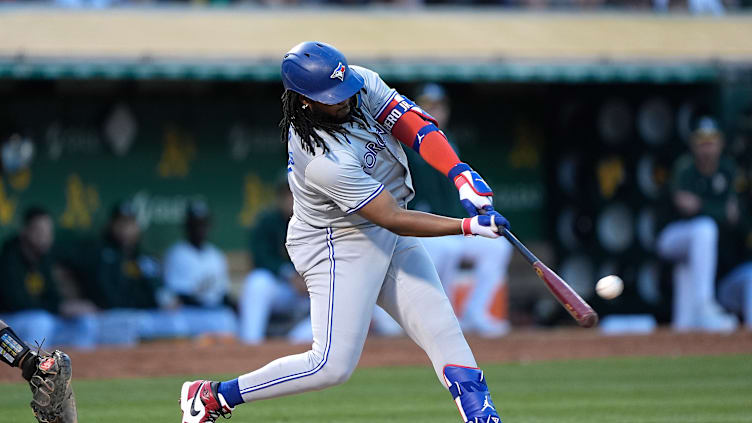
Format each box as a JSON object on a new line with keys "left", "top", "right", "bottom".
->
{"left": 239, "top": 182, "right": 311, "bottom": 344}
{"left": 62, "top": 201, "right": 180, "bottom": 345}
{"left": 718, "top": 159, "right": 752, "bottom": 331}
{"left": 66, "top": 202, "right": 162, "bottom": 310}
{"left": 655, "top": 117, "right": 740, "bottom": 332}
{"left": 0, "top": 207, "right": 96, "bottom": 348}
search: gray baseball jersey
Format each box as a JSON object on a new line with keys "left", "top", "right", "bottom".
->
{"left": 236, "top": 65, "right": 477, "bottom": 404}
{"left": 286, "top": 66, "right": 414, "bottom": 229}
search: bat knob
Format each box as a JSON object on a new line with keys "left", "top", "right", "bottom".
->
{"left": 580, "top": 312, "right": 599, "bottom": 328}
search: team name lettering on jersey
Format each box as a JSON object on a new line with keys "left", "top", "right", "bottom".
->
{"left": 363, "top": 134, "right": 387, "bottom": 170}
{"left": 377, "top": 94, "right": 415, "bottom": 131}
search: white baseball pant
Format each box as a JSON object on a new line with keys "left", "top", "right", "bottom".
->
{"left": 235, "top": 218, "right": 476, "bottom": 402}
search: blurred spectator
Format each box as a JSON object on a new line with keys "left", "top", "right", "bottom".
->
{"left": 53, "top": 0, "right": 117, "bottom": 8}
{"left": 687, "top": 0, "right": 725, "bottom": 14}
{"left": 239, "top": 182, "right": 311, "bottom": 344}
{"left": 718, "top": 167, "right": 752, "bottom": 330}
{"left": 1, "top": 131, "right": 34, "bottom": 176}
{"left": 67, "top": 202, "right": 161, "bottom": 310}
{"left": 718, "top": 240, "right": 752, "bottom": 331}
{"left": 655, "top": 117, "right": 739, "bottom": 332}
{"left": 0, "top": 207, "right": 96, "bottom": 348}
{"left": 409, "top": 83, "right": 513, "bottom": 337}
{"left": 62, "top": 201, "right": 179, "bottom": 345}
{"left": 161, "top": 200, "right": 238, "bottom": 338}
{"left": 4, "top": 0, "right": 748, "bottom": 11}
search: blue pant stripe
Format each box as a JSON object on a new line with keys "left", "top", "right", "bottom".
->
{"left": 240, "top": 228, "right": 335, "bottom": 394}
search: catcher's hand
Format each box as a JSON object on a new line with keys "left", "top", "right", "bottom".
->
{"left": 22, "top": 349, "right": 78, "bottom": 423}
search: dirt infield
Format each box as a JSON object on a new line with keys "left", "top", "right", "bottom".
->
{"left": 2, "top": 328, "right": 751, "bottom": 382}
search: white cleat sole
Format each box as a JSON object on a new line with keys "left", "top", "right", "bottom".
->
{"left": 179, "top": 381, "right": 193, "bottom": 422}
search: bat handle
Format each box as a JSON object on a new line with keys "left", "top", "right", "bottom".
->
{"left": 482, "top": 207, "right": 539, "bottom": 265}
{"left": 501, "top": 227, "right": 540, "bottom": 265}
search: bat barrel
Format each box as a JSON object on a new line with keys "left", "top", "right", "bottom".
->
{"left": 502, "top": 227, "right": 599, "bottom": 329}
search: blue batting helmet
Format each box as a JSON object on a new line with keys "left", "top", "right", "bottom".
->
{"left": 281, "top": 41, "right": 364, "bottom": 105}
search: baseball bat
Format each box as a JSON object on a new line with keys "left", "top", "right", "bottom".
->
{"left": 501, "top": 227, "right": 598, "bottom": 328}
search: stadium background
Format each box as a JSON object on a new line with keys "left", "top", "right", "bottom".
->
{"left": 1, "top": 7, "right": 752, "bottom": 423}
{"left": 2, "top": 10, "right": 752, "bottom": 322}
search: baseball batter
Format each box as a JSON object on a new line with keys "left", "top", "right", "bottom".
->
{"left": 180, "top": 41, "right": 508, "bottom": 423}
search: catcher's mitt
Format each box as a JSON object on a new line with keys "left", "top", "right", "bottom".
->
{"left": 22, "top": 349, "right": 78, "bottom": 423}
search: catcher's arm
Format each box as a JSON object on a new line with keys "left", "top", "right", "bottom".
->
{"left": 0, "top": 320, "right": 31, "bottom": 369}
{"left": 0, "top": 321, "right": 78, "bottom": 423}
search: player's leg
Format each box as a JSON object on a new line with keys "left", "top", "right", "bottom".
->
{"left": 420, "top": 235, "right": 464, "bottom": 291}
{"left": 233, "top": 225, "right": 396, "bottom": 400}
{"left": 460, "top": 236, "right": 513, "bottom": 337}
{"left": 377, "top": 237, "right": 502, "bottom": 423}
{"left": 656, "top": 217, "right": 730, "bottom": 330}
{"left": 718, "top": 262, "right": 752, "bottom": 330}
{"left": 371, "top": 305, "right": 403, "bottom": 336}
{"left": 671, "top": 263, "right": 695, "bottom": 330}
{"left": 54, "top": 313, "right": 98, "bottom": 350}
{"left": 95, "top": 309, "right": 143, "bottom": 346}
{"left": 180, "top": 223, "right": 397, "bottom": 421}
{"left": 239, "top": 268, "right": 307, "bottom": 344}
{"left": 239, "top": 269, "right": 282, "bottom": 344}
{"left": 177, "top": 306, "right": 238, "bottom": 338}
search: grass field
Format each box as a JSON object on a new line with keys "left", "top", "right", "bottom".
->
{"left": 1, "top": 355, "right": 751, "bottom": 423}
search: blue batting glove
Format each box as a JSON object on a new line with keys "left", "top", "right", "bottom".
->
{"left": 461, "top": 208, "right": 510, "bottom": 239}
{"left": 486, "top": 208, "right": 510, "bottom": 231}
{"left": 448, "top": 163, "right": 493, "bottom": 217}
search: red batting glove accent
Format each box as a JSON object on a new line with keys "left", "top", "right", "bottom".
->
{"left": 453, "top": 173, "right": 469, "bottom": 190}
{"left": 461, "top": 218, "right": 472, "bottom": 236}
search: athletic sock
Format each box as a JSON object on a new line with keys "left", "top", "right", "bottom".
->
{"left": 218, "top": 378, "right": 244, "bottom": 407}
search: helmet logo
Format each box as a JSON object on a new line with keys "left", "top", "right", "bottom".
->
{"left": 330, "top": 62, "right": 346, "bottom": 82}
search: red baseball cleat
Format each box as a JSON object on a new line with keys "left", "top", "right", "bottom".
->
{"left": 179, "top": 380, "right": 233, "bottom": 423}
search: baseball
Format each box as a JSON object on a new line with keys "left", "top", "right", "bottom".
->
{"left": 596, "top": 275, "right": 624, "bottom": 300}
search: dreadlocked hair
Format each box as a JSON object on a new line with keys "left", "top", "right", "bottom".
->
{"left": 279, "top": 90, "right": 370, "bottom": 155}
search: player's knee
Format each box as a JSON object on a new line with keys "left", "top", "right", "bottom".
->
{"left": 692, "top": 216, "right": 718, "bottom": 242}
{"left": 243, "top": 269, "right": 277, "bottom": 296}
{"left": 317, "top": 364, "right": 354, "bottom": 388}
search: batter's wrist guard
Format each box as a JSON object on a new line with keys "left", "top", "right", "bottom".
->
{"left": 444, "top": 365, "right": 502, "bottom": 423}
{"left": 448, "top": 163, "right": 493, "bottom": 196}
{"left": 448, "top": 163, "right": 494, "bottom": 217}
{"left": 1, "top": 326, "right": 31, "bottom": 368}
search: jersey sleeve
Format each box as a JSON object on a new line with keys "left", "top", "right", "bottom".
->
{"left": 305, "top": 149, "right": 385, "bottom": 214}
{"left": 350, "top": 65, "right": 397, "bottom": 120}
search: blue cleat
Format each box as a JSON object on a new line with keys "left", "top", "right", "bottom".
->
{"left": 443, "top": 365, "right": 502, "bottom": 423}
